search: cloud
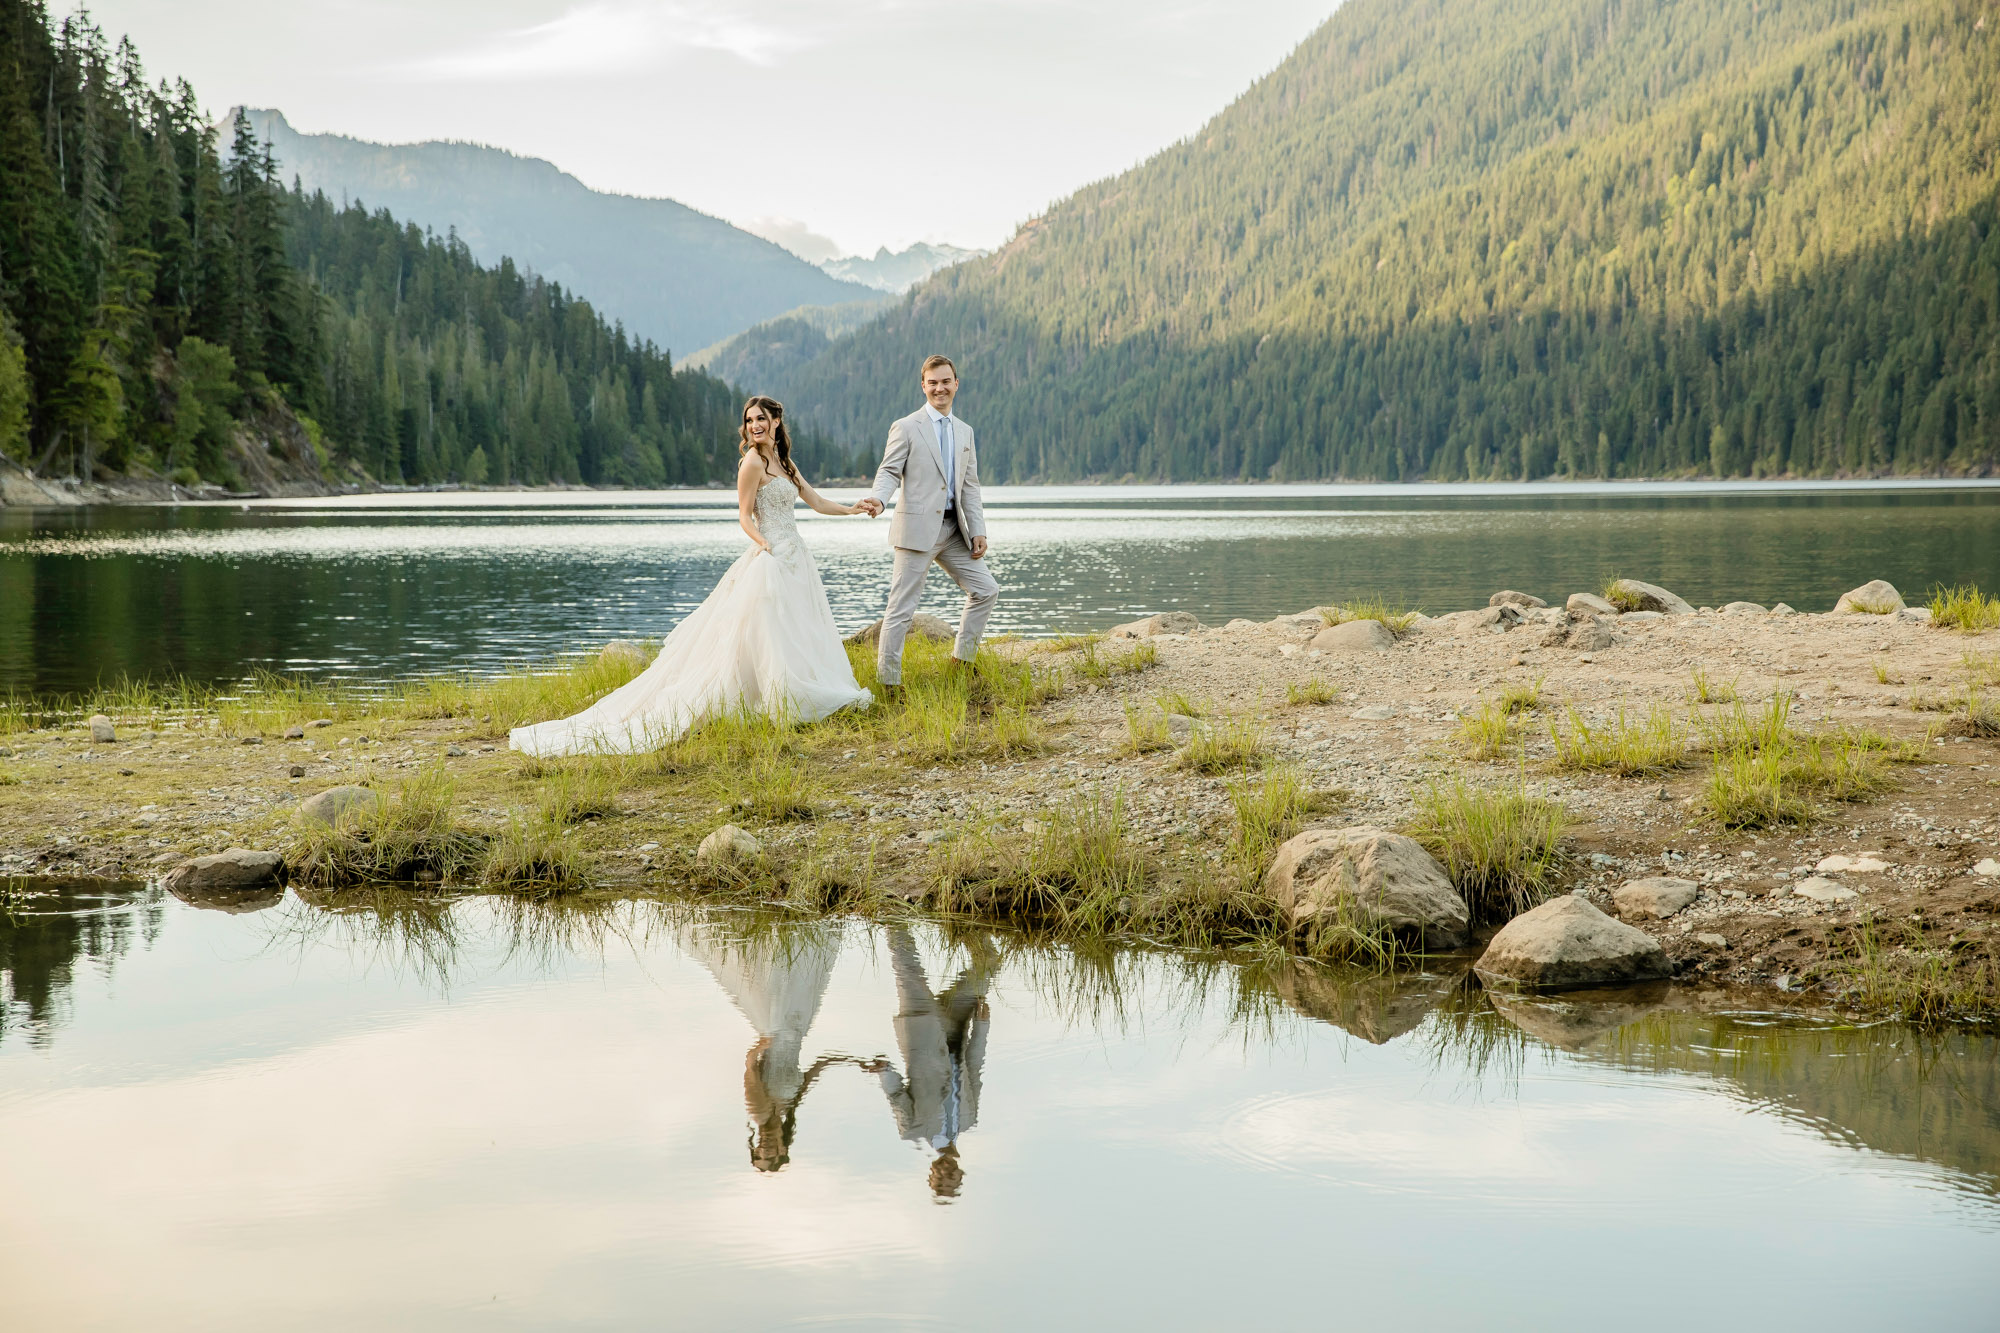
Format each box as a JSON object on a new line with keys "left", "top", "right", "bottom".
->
{"left": 396, "top": 1, "right": 815, "bottom": 80}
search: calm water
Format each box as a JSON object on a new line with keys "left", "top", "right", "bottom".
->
{"left": 0, "top": 880, "right": 1995, "bottom": 1330}
{"left": 5, "top": 481, "right": 2000, "bottom": 696}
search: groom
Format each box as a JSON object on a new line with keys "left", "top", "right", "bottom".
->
{"left": 856, "top": 354, "right": 999, "bottom": 690}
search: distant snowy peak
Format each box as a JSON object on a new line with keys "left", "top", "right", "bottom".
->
{"left": 820, "top": 242, "right": 985, "bottom": 293}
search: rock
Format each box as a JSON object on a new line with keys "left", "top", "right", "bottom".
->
{"left": 1897, "top": 607, "right": 1933, "bottom": 624}
{"left": 288, "top": 765, "right": 307, "bottom": 778}
{"left": 601, "top": 639, "right": 653, "bottom": 664}
{"left": 1434, "top": 604, "right": 1522, "bottom": 635}
{"left": 446, "top": 745, "right": 467, "bottom": 757}
{"left": 1351, "top": 704, "right": 1395, "bottom": 720}
{"left": 1104, "top": 611, "right": 1202, "bottom": 639}
{"left": 1833, "top": 579, "right": 1905, "bottom": 615}
{"left": 1606, "top": 579, "right": 1694, "bottom": 615}
{"left": 1619, "top": 610, "right": 1665, "bottom": 623}
{"left": 1489, "top": 590, "right": 1548, "bottom": 609}
{"left": 241, "top": 735, "right": 264, "bottom": 745}
{"left": 283, "top": 725, "right": 305, "bottom": 739}
{"left": 1791, "top": 877, "right": 1858, "bottom": 903}
{"left": 1694, "top": 932, "right": 1729, "bottom": 948}
{"left": 1816, "top": 854, "right": 1889, "bottom": 874}
{"left": 1268, "top": 956, "right": 1473, "bottom": 1044}
{"left": 1566, "top": 592, "right": 1616, "bottom": 616}
{"left": 697, "top": 823, "right": 762, "bottom": 868}
{"left": 1487, "top": 984, "right": 1671, "bottom": 1050}
{"left": 1770, "top": 603, "right": 1797, "bottom": 615}
{"left": 1974, "top": 858, "right": 2000, "bottom": 877}
{"left": 309, "top": 718, "right": 333, "bottom": 728}
{"left": 1165, "top": 713, "right": 1196, "bottom": 740}
{"left": 1543, "top": 613, "right": 1615, "bottom": 652}
{"left": 846, "top": 612, "right": 954, "bottom": 646}
{"left": 296, "top": 785, "right": 381, "bottom": 828}
{"left": 89, "top": 714, "right": 115, "bottom": 743}
{"left": 1310, "top": 618, "right": 1394, "bottom": 653}
{"left": 1260, "top": 826, "right": 1471, "bottom": 949}
{"left": 163, "top": 847, "right": 285, "bottom": 902}
{"left": 1612, "top": 876, "right": 1700, "bottom": 919}
{"left": 1720, "top": 601, "right": 1768, "bottom": 615}
{"left": 1473, "top": 895, "right": 1672, "bottom": 992}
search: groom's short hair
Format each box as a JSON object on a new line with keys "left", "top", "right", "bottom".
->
{"left": 920, "top": 354, "right": 957, "bottom": 379}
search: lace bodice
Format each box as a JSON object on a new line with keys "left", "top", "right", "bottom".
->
{"left": 756, "top": 474, "right": 805, "bottom": 562}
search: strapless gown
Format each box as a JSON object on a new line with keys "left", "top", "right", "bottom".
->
{"left": 510, "top": 475, "right": 873, "bottom": 756}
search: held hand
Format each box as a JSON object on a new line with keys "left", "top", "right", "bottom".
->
{"left": 855, "top": 498, "right": 883, "bottom": 517}
{"left": 970, "top": 535, "right": 989, "bottom": 560}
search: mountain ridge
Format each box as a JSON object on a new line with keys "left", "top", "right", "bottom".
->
{"left": 243, "top": 109, "right": 880, "bottom": 358}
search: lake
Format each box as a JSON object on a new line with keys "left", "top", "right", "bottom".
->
{"left": 0, "top": 879, "right": 1994, "bottom": 1330}
{"left": 5, "top": 481, "right": 2000, "bottom": 697}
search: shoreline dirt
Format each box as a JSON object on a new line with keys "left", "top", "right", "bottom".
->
{"left": 3, "top": 587, "right": 1997, "bottom": 1025}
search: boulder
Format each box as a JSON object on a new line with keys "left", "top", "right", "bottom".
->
{"left": 1434, "top": 605, "right": 1522, "bottom": 636}
{"left": 1309, "top": 619, "right": 1394, "bottom": 653}
{"left": 163, "top": 848, "right": 285, "bottom": 901}
{"left": 1606, "top": 579, "right": 1694, "bottom": 615}
{"left": 1473, "top": 895, "right": 1672, "bottom": 992}
{"left": 89, "top": 714, "right": 116, "bottom": 743}
{"left": 1612, "top": 875, "right": 1699, "bottom": 919}
{"left": 600, "top": 639, "right": 653, "bottom": 665}
{"left": 1833, "top": 579, "right": 1904, "bottom": 615}
{"left": 1542, "top": 613, "right": 1614, "bottom": 652}
{"left": 1488, "top": 590, "right": 1548, "bottom": 609}
{"left": 1770, "top": 602, "right": 1797, "bottom": 615}
{"left": 1720, "top": 601, "right": 1768, "bottom": 615}
{"left": 846, "top": 612, "right": 954, "bottom": 646}
{"left": 1261, "top": 826, "right": 1471, "bottom": 949}
{"left": 1566, "top": 592, "right": 1616, "bottom": 616}
{"left": 697, "top": 823, "right": 762, "bottom": 868}
{"left": 1106, "top": 611, "right": 1203, "bottom": 639}
{"left": 296, "top": 785, "right": 381, "bottom": 828}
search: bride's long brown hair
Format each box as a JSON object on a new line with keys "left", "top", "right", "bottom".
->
{"left": 739, "top": 396, "right": 801, "bottom": 484}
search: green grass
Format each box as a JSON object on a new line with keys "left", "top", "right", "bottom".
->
{"left": 1696, "top": 695, "right": 1921, "bottom": 828}
{"left": 1318, "top": 596, "right": 1421, "bottom": 636}
{"left": 1285, "top": 676, "right": 1338, "bottom": 708}
{"left": 1043, "top": 632, "right": 1103, "bottom": 654}
{"left": 1155, "top": 690, "right": 1208, "bottom": 718}
{"left": 482, "top": 814, "right": 589, "bottom": 893}
{"left": 934, "top": 792, "right": 1148, "bottom": 935}
{"left": 1872, "top": 659, "right": 1899, "bottom": 685}
{"left": 1077, "top": 638, "right": 1159, "bottom": 681}
{"left": 1546, "top": 704, "right": 1690, "bottom": 775}
{"left": 1689, "top": 668, "right": 1738, "bottom": 704}
{"left": 287, "top": 765, "right": 487, "bottom": 887}
{"left": 1408, "top": 777, "right": 1569, "bottom": 923}
{"left": 1177, "top": 716, "right": 1268, "bottom": 774}
{"left": 537, "top": 760, "right": 626, "bottom": 824}
{"left": 1927, "top": 584, "right": 2000, "bottom": 633}
{"left": 1497, "top": 678, "right": 1544, "bottom": 715}
{"left": 1601, "top": 578, "right": 1647, "bottom": 612}
{"left": 1226, "top": 765, "right": 1312, "bottom": 889}
{"left": 1843, "top": 594, "right": 1901, "bottom": 615}
{"left": 1120, "top": 700, "right": 1172, "bottom": 755}
{"left": 1805, "top": 915, "right": 1998, "bottom": 1027}
{"left": 1456, "top": 701, "right": 1522, "bottom": 761}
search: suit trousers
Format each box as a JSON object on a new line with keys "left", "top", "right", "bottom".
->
{"left": 877, "top": 511, "right": 999, "bottom": 685}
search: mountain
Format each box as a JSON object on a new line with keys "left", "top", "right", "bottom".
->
{"left": 758, "top": 0, "right": 2000, "bottom": 481}
{"left": 242, "top": 109, "right": 880, "bottom": 358}
{"left": 822, "top": 242, "right": 985, "bottom": 293}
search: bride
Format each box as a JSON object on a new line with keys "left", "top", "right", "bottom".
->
{"left": 510, "top": 396, "right": 875, "bottom": 757}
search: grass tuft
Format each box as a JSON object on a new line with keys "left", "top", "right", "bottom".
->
{"left": 482, "top": 814, "right": 589, "bottom": 893}
{"left": 1285, "top": 676, "right": 1338, "bottom": 708}
{"left": 1927, "top": 584, "right": 2000, "bottom": 634}
{"left": 1177, "top": 715, "right": 1268, "bottom": 774}
{"left": 935, "top": 792, "right": 1147, "bottom": 935}
{"left": 1318, "top": 596, "right": 1421, "bottom": 636}
{"left": 1601, "top": 578, "right": 1647, "bottom": 612}
{"left": 1456, "top": 701, "right": 1522, "bottom": 761}
{"left": 1408, "top": 777, "right": 1569, "bottom": 923}
{"left": 1689, "top": 668, "right": 1738, "bottom": 704}
{"left": 288, "top": 765, "right": 487, "bottom": 886}
{"left": 1497, "top": 678, "right": 1544, "bottom": 715}
{"left": 1547, "top": 704, "right": 1689, "bottom": 775}
{"left": 1120, "top": 700, "right": 1172, "bottom": 755}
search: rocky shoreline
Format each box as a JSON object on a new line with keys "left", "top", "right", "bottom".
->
{"left": 2, "top": 575, "right": 1996, "bottom": 1024}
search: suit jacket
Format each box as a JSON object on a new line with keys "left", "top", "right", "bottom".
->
{"left": 869, "top": 406, "right": 986, "bottom": 552}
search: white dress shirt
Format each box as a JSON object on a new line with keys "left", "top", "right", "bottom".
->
{"left": 925, "top": 402, "right": 956, "bottom": 512}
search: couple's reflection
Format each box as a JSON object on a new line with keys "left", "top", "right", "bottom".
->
{"left": 685, "top": 921, "right": 998, "bottom": 1196}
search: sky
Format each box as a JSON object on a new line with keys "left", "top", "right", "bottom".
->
{"left": 72, "top": 0, "right": 1341, "bottom": 259}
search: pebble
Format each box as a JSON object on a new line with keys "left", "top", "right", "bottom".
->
{"left": 446, "top": 745, "right": 467, "bottom": 757}
{"left": 288, "top": 765, "right": 307, "bottom": 778}
{"left": 1816, "top": 854, "right": 1889, "bottom": 873}
{"left": 1695, "top": 933, "right": 1728, "bottom": 948}
{"left": 1351, "top": 705, "right": 1395, "bottom": 720}
{"left": 309, "top": 719, "right": 333, "bottom": 728}
{"left": 89, "top": 714, "right": 116, "bottom": 744}
{"left": 1974, "top": 858, "right": 2000, "bottom": 877}
{"left": 241, "top": 736, "right": 263, "bottom": 746}
{"left": 283, "top": 725, "right": 305, "bottom": 739}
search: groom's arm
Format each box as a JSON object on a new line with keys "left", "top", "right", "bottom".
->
{"left": 960, "top": 433, "right": 987, "bottom": 557}
{"left": 862, "top": 420, "right": 909, "bottom": 515}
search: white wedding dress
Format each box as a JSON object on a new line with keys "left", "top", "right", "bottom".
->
{"left": 510, "top": 475, "right": 873, "bottom": 756}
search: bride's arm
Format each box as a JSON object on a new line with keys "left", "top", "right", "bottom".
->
{"left": 736, "top": 456, "right": 772, "bottom": 552}
{"left": 794, "top": 474, "right": 859, "bottom": 517}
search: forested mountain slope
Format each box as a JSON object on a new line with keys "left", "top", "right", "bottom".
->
{"left": 245, "top": 110, "right": 881, "bottom": 359}
{"left": 0, "top": 3, "right": 814, "bottom": 491}
{"left": 767, "top": 0, "right": 2000, "bottom": 480}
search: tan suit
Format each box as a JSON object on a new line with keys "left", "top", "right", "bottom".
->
{"left": 868, "top": 405, "right": 999, "bottom": 683}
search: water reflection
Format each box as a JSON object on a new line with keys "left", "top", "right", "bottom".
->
{"left": 0, "top": 877, "right": 163, "bottom": 1047}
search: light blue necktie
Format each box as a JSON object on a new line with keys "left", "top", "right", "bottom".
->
{"left": 935, "top": 415, "right": 955, "bottom": 509}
